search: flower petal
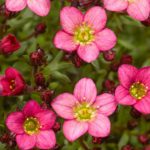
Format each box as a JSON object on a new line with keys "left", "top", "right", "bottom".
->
{"left": 77, "top": 43, "right": 99, "bottom": 63}
{"left": 88, "top": 114, "right": 110, "bottom": 137}
{"left": 36, "top": 110, "right": 56, "bottom": 130}
{"left": 127, "top": 0, "right": 150, "bottom": 21}
{"left": 115, "top": 85, "right": 137, "bottom": 105}
{"left": 6, "top": 112, "right": 24, "bottom": 134}
{"left": 22, "top": 100, "right": 41, "bottom": 117}
{"left": 5, "top": 67, "right": 21, "bottom": 79}
{"left": 16, "top": 134, "right": 36, "bottom": 150}
{"left": 60, "top": 6, "right": 83, "bottom": 34}
{"left": 118, "top": 64, "right": 138, "bottom": 88}
{"left": 36, "top": 130, "right": 56, "bottom": 149}
{"left": 54, "top": 31, "right": 78, "bottom": 52}
{"left": 135, "top": 67, "right": 150, "bottom": 89}
{"left": 74, "top": 78, "right": 97, "bottom": 104}
{"left": 6, "top": 0, "right": 26, "bottom": 12}
{"left": 0, "top": 78, "right": 11, "bottom": 96}
{"left": 51, "top": 93, "right": 77, "bottom": 119}
{"left": 95, "top": 28, "right": 117, "bottom": 51}
{"left": 93, "top": 93, "right": 117, "bottom": 116}
{"left": 134, "top": 92, "right": 150, "bottom": 114}
{"left": 63, "top": 120, "right": 88, "bottom": 141}
{"left": 103, "top": 0, "right": 128, "bottom": 12}
{"left": 84, "top": 6, "right": 107, "bottom": 32}
{"left": 27, "top": 0, "right": 50, "bottom": 16}
{"left": 0, "top": 81, "right": 3, "bottom": 96}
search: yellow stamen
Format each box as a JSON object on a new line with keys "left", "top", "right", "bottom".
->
{"left": 74, "top": 22, "right": 95, "bottom": 46}
{"left": 24, "top": 117, "right": 40, "bottom": 135}
{"left": 73, "top": 102, "right": 97, "bottom": 122}
{"left": 129, "top": 82, "right": 148, "bottom": 100}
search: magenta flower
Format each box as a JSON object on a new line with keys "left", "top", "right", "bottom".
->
{"left": 5, "top": 0, "right": 51, "bottom": 16}
{"left": 54, "top": 6, "right": 117, "bottom": 63}
{"left": 6, "top": 100, "right": 56, "bottom": 150}
{"left": 0, "top": 67, "right": 25, "bottom": 96}
{"left": 0, "top": 34, "right": 20, "bottom": 55}
{"left": 115, "top": 64, "right": 150, "bottom": 114}
{"left": 52, "top": 78, "right": 117, "bottom": 141}
{"left": 103, "top": 0, "right": 150, "bottom": 21}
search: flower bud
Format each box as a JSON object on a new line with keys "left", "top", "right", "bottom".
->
{"left": 35, "top": 73, "right": 45, "bottom": 87}
{"left": 53, "top": 122, "right": 61, "bottom": 132}
{"left": 103, "top": 50, "right": 116, "bottom": 61}
{"left": 79, "top": 0, "right": 98, "bottom": 7}
{"left": 120, "top": 54, "right": 133, "bottom": 65}
{"left": 72, "top": 53, "right": 84, "bottom": 68}
{"left": 143, "top": 145, "right": 150, "bottom": 150}
{"left": 130, "top": 108, "right": 141, "bottom": 119}
{"left": 0, "top": 134, "right": 10, "bottom": 143}
{"left": 0, "top": 5, "right": 17, "bottom": 18}
{"left": 111, "top": 61, "right": 120, "bottom": 72}
{"left": 92, "top": 137, "right": 102, "bottom": 144}
{"left": 41, "top": 90, "right": 53, "bottom": 102}
{"left": 53, "top": 144, "right": 61, "bottom": 150}
{"left": 141, "top": 16, "right": 150, "bottom": 26}
{"left": 71, "top": 0, "right": 79, "bottom": 7}
{"left": 30, "top": 48, "right": 45, "bottom": 66}
{"left": 103, "top": 80, "right": 115, "bottom": 93}
{"left": 0, "top": 34, "right": 20, "bottom": 55}
{"left": 127, "top": 120, "right": 138, "bottom": 130}
{"left": 35, "top": 23, "right": 46, "bottom": 35}
{"left": 121, "top": 145, "right": 134, "bottom": 150}
{"left": 138, "top": 134, "right": 149, "bottom": 144}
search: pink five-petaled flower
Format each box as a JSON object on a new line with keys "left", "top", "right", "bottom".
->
{"left": 103, "top": 0, "right": 150, "bottom": 21}
{"left": 5, "top": 0, "right": 51, "bottom": 16}
{"left": 6, "top": 100, "right": 56, "bottom": 150}
{"left": 51, "top": 78, "right": 117, "bottom": 141}
{"left": 0, "top": 67, "right": 25, "bottom": 96}
{"left": 54, "top": 6, "right": 117, "bottom": 63}
{"left": 115, "top": 64, "right": 150, "bottom": 114}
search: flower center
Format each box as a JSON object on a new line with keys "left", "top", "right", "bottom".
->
{"left": 24, "top": 117, "right": 40, "bottom": 135}
{"left": 129, "top": 82, "right": 148, "bottom": 100}
{"left": 128, "top": 0, "right": 135, "bottom": 3}
{"left": 74, "top": 23, "right": 95, "bottom": 46}
{"left": 73, "top": 102, "right": 97, "bottom": 121}
{"left": 9, "top": 80, "right": 15, "bottom": 91}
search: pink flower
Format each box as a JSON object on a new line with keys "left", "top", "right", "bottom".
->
{"left": 52, "top": 78, "right": 117, "bottom": 141}
{"left": 115, "top": 64, "right": 150, "bottom": 114}
{"left": 5, "top": 0, "right": 51, "bottom": 16}
{"left": 0, "top": 67, "right": 25, "bottom": 96}
{"left": 54, "top": 6, "right": 117, "bottom": 63}
{"left": 6, "top": 100, "right": 56, "bottom": 150}
{"left": 103, "top": 0, "right": 150, "bottom": 21}
{"left": 0, "top": 34, "right": 20, "bottom": 55}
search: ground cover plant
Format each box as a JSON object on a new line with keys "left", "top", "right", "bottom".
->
{"left": 1, "top": 0, "right": 150, "bottom": 150}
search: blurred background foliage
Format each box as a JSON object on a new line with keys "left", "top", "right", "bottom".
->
{"left": 0, "top": 0, "right": 150, "bottom": 149}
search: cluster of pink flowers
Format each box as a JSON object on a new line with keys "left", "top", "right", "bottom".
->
{"left": 5, "top": 67, "right": 150, "bottom": 149}
{"left": 5, "top": 0, "right": 150, "bottom": 21}
{"left": 0, "top": 67, "right": 25, "bottom": 96}
{"left": 6, "top": 0, "right": 51, "bottom": 16}
{"left": 103, "top": 0, "right": 150, "bottom": 21}
{"left": 6, "top": 78, "right": 117, "bottom": 149}
{"left": 3, "top": 0, "right": 150, "bottom": 149}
